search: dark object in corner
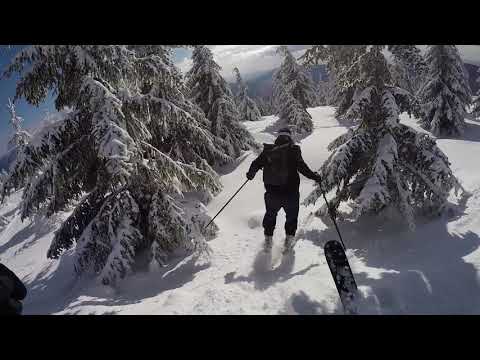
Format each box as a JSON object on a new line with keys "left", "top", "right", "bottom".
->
{"left": 0, "top": 263, "right": 27, "bottom": 315}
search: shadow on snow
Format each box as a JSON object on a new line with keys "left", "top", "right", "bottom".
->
{"left": 434, "top": 121, "right": 480, "bottom": 143}
{"left": 224, "top": 249, "right": 320, "bottom": 291}
{"left": 280, "top": 290, "right": 343, "bottom": 315}
{"left": 297, "top": 193, "right": 480, "bottom": 314}
{"left": 8, "top": 148, "right": 257, "bottom": 314}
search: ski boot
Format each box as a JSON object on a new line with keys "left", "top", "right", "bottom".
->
{"left": 264, "top": 235, "right": 273, "bottom": 252}
{"left": 283, "top": 235, "right": 296, "bottom": 254}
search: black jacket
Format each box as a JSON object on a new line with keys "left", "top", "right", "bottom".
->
{"left": 0, "top": 263, "right": 27, "bottom": 315}
{"left": 248, "top": 138, "right": 318, "bottom": 193}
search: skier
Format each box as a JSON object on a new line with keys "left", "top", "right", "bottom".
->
{"left": 246, "top": 127, "right": 321, "bottom": 253}
{"left": 0, "top": 263, "right": 27, "bottom": 315}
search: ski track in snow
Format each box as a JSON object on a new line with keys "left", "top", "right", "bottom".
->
{"left": 2, "top": 106, "right": 480, "bottom": 314}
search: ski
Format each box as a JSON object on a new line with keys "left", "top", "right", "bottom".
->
{"left": 324, "top": 240, "right": 359, "bottom": 315}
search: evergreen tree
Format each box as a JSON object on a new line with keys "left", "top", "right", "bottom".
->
{"left": 474, "top": 96, "right": 480, "bottom": 119}
{"left": 0, "top": 208, "right": 8, "bottom": 231}
{"left": 418, "top": 45, "right": 472, "bottom": 137}
{"left": 303, "top": 45, "right": 423, "bottom": 123}
{"left": 273, "top": 46, "right": 317, "bottom": 135}
{"left": 275, "top": 46, "right": 318, "bottom": 108}
{"left": 265, "top": 95, "right": 277, "bottom": 115}
{"left": 254, "top": 97, "right": 267, "bottom": 116}
{"left": 1, "top": 45, "right": 230, "bottom": 285}
{"left": 233, "top": 67, "right": 262, "bottom": 122}
{"left": 186, "top": 46, "right": 257, "bottom": 157}
{"left": 320, "top": 71, "right": 339, "bottom": 106}
{"left": 388, "top": 45, "right": 428, "bottom": 96}
{"left": 303, "top": 46, "right": 461, "bottom": 231}
{"left": 6, "top": 98, "right": 30, "bottom": 151}
{"left": 273, "top": 73, "right": 313, "bottom": 135}
{"left": 0, "top": 99, "right": 31, "bottom": 196}
{"left": 315, "top": 80, "right": 328, "bottom": 106}
{"left": 473, "top": 68, "right": 480, "bottom": 119}
{"left": 255, "top": 96, "right": 276, "bottom": 116}
{"left": 302, "top": 45, "right": 369, "bottom": 123}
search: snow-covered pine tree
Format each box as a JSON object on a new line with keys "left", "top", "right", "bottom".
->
{"left": 473, "top": 67, "right": 480, "bottom": 119}
{"left": 273, "top": 74, "right": 313, "bottom": 135}
{"left": 254, "top": 97, "right": 267, "bottom": 116}
{"left": 233, "top": 67, "right": 262, "bottom": 122}
{"left": 320, "top": 71, "right": 339, "bottom": 106}
{"left": 315, "top": 80, "right": 328, "bottom": 106}
{"left": 388, "top": 45, "right": 428, "bottom": 96}
{"left": 302, "top": 45, "right": 369, "bottom": 123}
{"left": 304, "top": 46, "right": 461, "bottom": 231}
{"left": 474, "top": 96, "right": 480, "bottom": 119}
{"left": 267, "top": 95, "right": 277, "bottom": 115}
{"left": 275, "top": 46, "right": 318, "bottom": 109}
{"left": 186, "top": 46, "right": 257, "bottom": 157}
{"left": 273, "top": 46, "right": 317, "bottom": 135}
{"left": 254, "top": 96, "right": 276, "bottom": 116}
{"left": 1, "top": 45, "right": 231, "bottom": 285}
{"left": 418, "top": 45, "right": 472, "bottom": 137}
{"left": 6, "top": 98, "right": 30, "bottom": 151}
{"left": 0, "top": 99, "right": 31, "bottom": 198}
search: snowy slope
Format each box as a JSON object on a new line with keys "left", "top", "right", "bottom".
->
{"left": 2, "top": 106, "right": 480, "bottom": 314}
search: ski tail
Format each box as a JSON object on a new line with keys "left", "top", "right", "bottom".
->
{"left": 324, "top": 240, "right": 359, "bottom": 315}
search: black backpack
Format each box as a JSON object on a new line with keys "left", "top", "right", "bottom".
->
{"left": 262, "top": 143, "right": 291, "bottom": 186}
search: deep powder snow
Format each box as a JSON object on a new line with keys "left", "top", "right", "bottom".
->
{"left": 2, "top": 106, "right": 480, "bottom": 314}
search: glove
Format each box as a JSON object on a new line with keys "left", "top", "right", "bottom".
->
{"left": 246, "top": 171, "right": 255, "bottom": 180}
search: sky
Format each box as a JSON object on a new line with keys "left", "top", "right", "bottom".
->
{"left": 175, "top": 45, "right": 311, "bottom": 81}
{"left": 0, "top": 46, "right": 56, "bottom": 155}
{"left": 1, "top": 45, "right": 479, "bottom": 155}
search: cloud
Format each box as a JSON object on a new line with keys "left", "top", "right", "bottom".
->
{"left": 177, "top": 57, "right": 193, "bottom": 76}
{"left": 456, "top": 45, "right": 480, "bottom": 65}
{"left": 177, "top": 45, "right": 310, "bottom": 82}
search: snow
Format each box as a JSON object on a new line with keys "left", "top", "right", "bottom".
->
{"left": 355, "top": 133, "right": 397, "bottom": 214}
{"left": 2, "top": 106, "right": 480, "bottom": 314}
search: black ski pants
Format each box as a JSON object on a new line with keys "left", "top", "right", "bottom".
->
{"left": 263, "top": 190, "right": 300, "bottom": 237}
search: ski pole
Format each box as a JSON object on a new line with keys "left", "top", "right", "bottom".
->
{"left": 205, "top": 179, "right": 250, "bottom": 229}
{"left": 317, "top": 181, "right": 347, "bottom": 251}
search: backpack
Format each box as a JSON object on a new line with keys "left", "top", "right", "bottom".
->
{"left": 262, "top": 143, "right": 291, "bottom": 186}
